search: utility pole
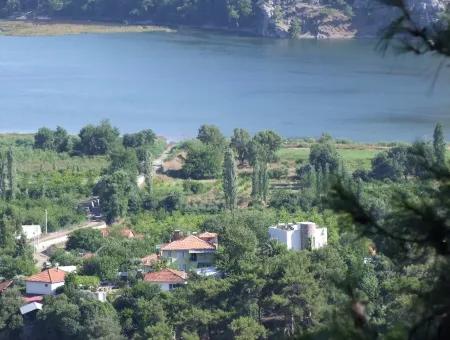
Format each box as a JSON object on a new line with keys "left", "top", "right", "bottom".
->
{"left": 45, "top": 209, "right": 48, "bottom": 234}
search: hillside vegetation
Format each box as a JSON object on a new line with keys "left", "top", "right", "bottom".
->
{"left": 0, "top": 0, "right": 447, "bottom": 38}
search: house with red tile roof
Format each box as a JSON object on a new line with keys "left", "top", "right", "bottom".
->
{"left": 143, "top": 268, "right": 187, "bottom": 291}
{"left": 25, "top": 268, "right": 67, "bottom": 295}
{"left": 160, "top": 232, "right": 218, "bottom": 271}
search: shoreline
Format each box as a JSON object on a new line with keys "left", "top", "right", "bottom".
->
{"left": 0, "top": 19, "right": 175, "bottom": 36}
{"left": 0, "top": 19, "right": 375, "bottom": 39}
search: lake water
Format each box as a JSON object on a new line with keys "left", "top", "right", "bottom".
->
{"left": 0, "top": 30, "right": 450, "bottom": 142}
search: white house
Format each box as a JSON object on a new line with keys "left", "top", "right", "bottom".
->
{"left": 21, "top": 225, "right": 42, "bottom": 240}
{"left": 160, "top": 232, "right": 218, "bottom": 271}
{"left": 268, "top": 222, "right": 327, "bottom": 251}
{"left": 143, "top": 268, "right": 188, "bottom": 291}
{"left": 25, "top": 268, "right": 67, "bottom": 295}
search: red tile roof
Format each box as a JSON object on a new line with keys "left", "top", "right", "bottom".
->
{"left": 26, "top": 268, "right": 67, "bottom": 283}
{"left": 198, "top": 232, "right": 217, "bottom": 239}
{"left": 141, "top": 254, "right": 159, "bottom": 266}
{"left": 23, "top": 295, "right": 44, "bottom": 303}
{"left": 143, "top": 269, "right": 187, "bottom": 284}
{"left": 161, "top": 235, "right": 215, "bottom": 251}
{"left": 0, "top": 280, "right": 12, "bottom": 293}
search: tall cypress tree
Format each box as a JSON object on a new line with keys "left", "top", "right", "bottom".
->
{"left": 433, "top": 122, "right": 446, "bottom": 168}
{"left": 0, "top": 153, "right": 6, "bottom": 199}
{"left": 143, "top": 150, "right": 153, "bottom": 194}
{"left": 223, "top": 148, "right": 237, "bottom": 210}
{"left": 259, "top": 161, "right": 269, "bottom": 203}
{"left": 7, "top": 147, "right": 15, "bottom": 200}
{"left": 251, "top": 159, "right": 261, "bottom": 200}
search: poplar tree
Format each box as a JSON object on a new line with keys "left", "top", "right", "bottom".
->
{"left": 223, "top": 148, "right": 237, "bottom": 210}
{"left": 0, "top": 153, "right": 6, "bottom": 199}
{"left": 7, "top": 147, "right": 15, "bottom": 200}
{"left": 251, "top": 159, "right": 260, "bottom": 200}
{"left": 433, "top": 122, "right": 446, "bottom": 168}
{"left": 143, "top": 150, "right": 153, "bottom": 194}
{"left": 259, "top": 161, "right": 268, "bottom": 203}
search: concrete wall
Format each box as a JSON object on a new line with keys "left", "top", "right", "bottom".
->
{"left": 26, "top": 281, "right": 64, "bottom": 295}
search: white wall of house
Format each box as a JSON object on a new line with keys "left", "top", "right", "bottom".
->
{"left": 21, "top": 225, "right": 42, "bottom": 240}
{"left": 159, "top": 283, "right": 171, "bottom": 291}
{"left": 26, "top": 281, "right": 64, "bottom": 295}
{"left": 155, "top": 282, "right": 186, "bottom": 291}
{"left": 161, "top": 250, "right": 215, "bottom": 271}
{"left": 269, "top": 226, "right": 298, "bottom": 250}
{"left": 269, "top": 223, "right": 327, "bottom": 251}
{"left": 312, "top": 228, "right": 327, "bottom": 249}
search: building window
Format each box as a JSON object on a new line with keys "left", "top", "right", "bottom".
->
{"left": 190, "top": 253, "right": 197, "bottom": 262}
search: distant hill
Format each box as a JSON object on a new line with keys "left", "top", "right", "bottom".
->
{"left": 1, "top": 0, "right": 448, "bottom": 38}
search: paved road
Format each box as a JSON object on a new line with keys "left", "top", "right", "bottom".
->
{"left": 32, "top": 144, "right": 174, "bottom": 268}
{"left": 32, "top": 221, "right": 106, "bottom": 268}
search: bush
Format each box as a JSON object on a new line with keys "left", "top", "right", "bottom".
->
{"left": 269, "top": 167, "right": 289, "bottom": 179}
{"left": 66, "top": 229, "right": 104, "bottom": 252}
{"left": 183, "top": 180, "right": 206, "bottom": 194}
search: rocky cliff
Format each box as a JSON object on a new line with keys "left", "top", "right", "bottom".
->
{"left": 256, "top": 0, "right": 449, "bottom": 38}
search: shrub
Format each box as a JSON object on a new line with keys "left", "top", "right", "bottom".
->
{"left": 183, "top": 180, "right": 205, "bottom": 194}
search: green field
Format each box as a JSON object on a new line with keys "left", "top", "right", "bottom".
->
{"left": 277, "top": 147, "right": 380, "bottom": 171}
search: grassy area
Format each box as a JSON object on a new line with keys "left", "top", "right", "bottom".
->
{"left": 277, "top": 146, "right": 380, "bottom": 171}
{"left": 0, "top": 20, "right": 174, "bottom": 36}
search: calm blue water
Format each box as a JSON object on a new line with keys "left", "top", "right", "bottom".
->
{"left": 0, "top": 30, "right": 449, "bottom": 141}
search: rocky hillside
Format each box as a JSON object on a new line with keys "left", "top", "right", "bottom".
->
{"left": 257, "top": 0, "right": 449, "bottom": 38}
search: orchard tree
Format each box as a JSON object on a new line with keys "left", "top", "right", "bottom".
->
{"left": 197, "top": 124, "right": 226, "bottom": 149}
{"left": 123, "top": 129, "right": 156, "bottom": 148}
{"left": 77, "top": 120, "right": 120, "bottom": 155}
{"left": 95, "top": 170, "right": 135, "bottom": 224}
{"left": 183, "top": 141, "right": 222, "bottom": 179}
{"left": 309, "top": 137, "right": 340, "bottom": 173}
{"left": 230, "top": 128, "right": 251, "bottom": 165}
{"left": 34, "top": 127, "right": 55, "bottom": 150}
{"left": 249, "top": 130, "right": 282, "bottom": 164}
{"left": 108, "top": 146, "right": 139, "bottom": 175}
